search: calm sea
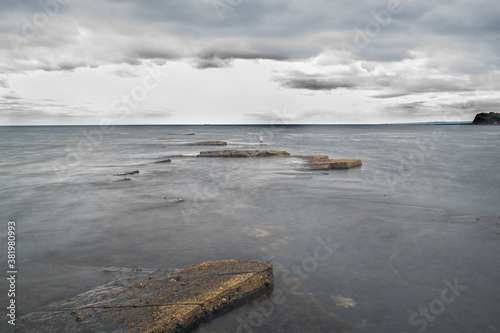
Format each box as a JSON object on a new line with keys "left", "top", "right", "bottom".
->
{"left": 1, "top": 125, "right": 499, "bottom": 332}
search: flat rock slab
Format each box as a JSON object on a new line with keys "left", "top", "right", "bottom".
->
{"left": 197, "top": 150, "right": 291, "bottom": 157}
{"left": 293, "top": 155, "right": 330, "bottom": 160}
{"left": 17, "top": 260, "right": 273, "bottom": 333}
{"left": 308, "top": 159, "right": 362, "bottom": 170}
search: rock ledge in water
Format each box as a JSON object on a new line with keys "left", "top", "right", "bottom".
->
{"left": 17, "top": 260, "right": 273, "bottom": 333}
{"left": 293, "top": 155, "right": 330, "bottom": 160}
{"left": 308, "top": 159, "right": 362, "bottom": 170}
{"left": 197, "top": 150, "right": 290, "bottom": 157}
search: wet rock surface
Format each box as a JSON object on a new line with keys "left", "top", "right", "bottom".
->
{"left": 114, "top": 170, "right": 140, "bottom": 176}
{"left": 293, "top": 155, "right": 330, "bottom": 160}
{"left": 197, "top": 150, "right": 291, "bottom": 157}
{"left": 307, "top": 159, "right": 362, "bottom": 170}
{"left": 195, "top": 151, "right": 361, "bottom": 170}
{"left": 17, "top": 260, "right": 273, "bottom": 333}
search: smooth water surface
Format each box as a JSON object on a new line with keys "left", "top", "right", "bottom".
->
{"left": 1, "top": 125, "right": 499, "bottom": 332}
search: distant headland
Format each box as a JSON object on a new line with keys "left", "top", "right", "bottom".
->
{"left": 472, "top": 112, "right": 500, "bottom": 125}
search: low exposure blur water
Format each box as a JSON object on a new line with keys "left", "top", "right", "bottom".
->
{"left": 0, "top": 124, "right": 499, "bottom": 332}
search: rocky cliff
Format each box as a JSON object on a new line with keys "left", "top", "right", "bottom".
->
{"left": 472, "top": 112, "right": 500, "bottom": 125}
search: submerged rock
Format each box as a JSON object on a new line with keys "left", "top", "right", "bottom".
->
{"left": 164, "top": 197, "right": 185, "bottom": 203}
{"left": 307, "top": 159, "right": 362, "bottom": 170}
{"left": 166, "top": 155, "right": 197, "bottom": 158}
{"left": 17, "top": 260, "right": 273, "bottom": 333}
{"left": 155, "top": 159, "right": 172, "bottom": 163}
{"left": 116, "top": 178, "right": 132, "bottom": 182}
{"left": 114, "top": 170, "right": 140, "bottom": 176}
{"left": 331, "top": 295, "right": 357, "bottom": 308}
{"left": 197, "top": 150, "right": 291, "bottom": 157}
{"left": 190, "top": 141, "right": 227, "bottom": 146}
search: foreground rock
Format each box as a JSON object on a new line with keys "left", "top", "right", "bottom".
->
{"left": 17, "top": 260, "right": 273, "bottom": 333}
{"left": 472, "top": 112, "right": 500, "bottom": 125}
{"left": 307, "top": 159, "right": 362, "bottom": 170}
{"left": 198, "top": 150, "right": 291, "bottom": 157}
{"left": 190, "top": 141, "right": 227, "bottom": 146}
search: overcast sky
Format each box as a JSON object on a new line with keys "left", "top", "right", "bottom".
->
{"left": 1, "top": 0, "right": 499, "bottom": 125}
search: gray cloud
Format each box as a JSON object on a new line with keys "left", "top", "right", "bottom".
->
{"left": 192, "top": 56, "right": 233, "bottom": 70}
{"left": 372, "top": 92, "right": 411, "bottom": 99}
{"left": 0, "top": 78, "right": 9, "bottom": 88}
{"left": 278, "top": 77, "right": 355, "bottom": 91}
{"left": 137, "top": 108, "right": 174, "bottom": 118}
{"left": 1, "top": 0, "right": 499, "bottom": 71}
{"left": 244, "top": 108, "right": 356, "bottom": 124}
{"left": 381, "top": 94, "right": 500, "bottom": 123}
{"left": 382, "top": 100, "right": 441, "bottom": 119}
{"left": 244, "top": 111, "right": 297, "bottom": 123}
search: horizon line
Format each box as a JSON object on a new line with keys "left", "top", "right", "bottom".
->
{"left": 0, "top": 121, "right": 472, "bottom": 127}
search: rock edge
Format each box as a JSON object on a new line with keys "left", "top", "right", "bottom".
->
{"left": 197, "top": 150, "right": 291, "bottom": 157}
{"left": 17, "top": 260, "right": 273, "bottom": 333}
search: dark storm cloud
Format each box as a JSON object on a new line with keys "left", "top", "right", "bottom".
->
{"left": 197, "top": 49, "right": 286, "bottom": 61}
{"left": 275, "top": 65, "right": 479, "bottom": 94}
{"left": 192, "top": 57, "right": 233, "bottom": 70}
{"left": 131, "top": 48, "right": 182, "bottom": 61}
{"left": 279, "top": 77, "right": 355, "bottom": 91}
{"left": 2, "top": 0, "right": 500, "bottom": 70}
{"left": 191, "top": 46, "right": 290, "bottom": 69}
